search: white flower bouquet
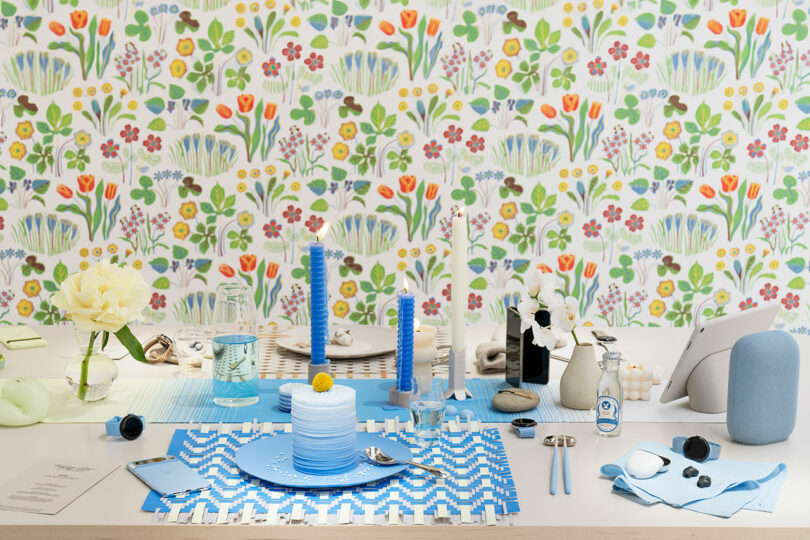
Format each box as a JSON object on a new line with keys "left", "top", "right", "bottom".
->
{"left": 516, "top": 266, "right": 581, "bottom": 349}
{"left": 51, "top": 260, "right": 150, "bottom": 400}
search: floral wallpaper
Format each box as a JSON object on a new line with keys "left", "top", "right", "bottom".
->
{"left": 1, "top": 0, "right": 810, "bottom": 333}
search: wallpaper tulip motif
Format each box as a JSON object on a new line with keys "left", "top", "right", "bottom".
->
{"left": 1, "top": 0, "right": 810, "bottom": 335}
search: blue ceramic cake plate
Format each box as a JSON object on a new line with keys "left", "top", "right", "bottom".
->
{"left": 235, "top": 433, "right": 412, "bottom": 488}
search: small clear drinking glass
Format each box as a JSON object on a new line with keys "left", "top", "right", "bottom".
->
{"left": 174, "top": 325, "right": 207, "bottom": 378}
{"left": 408, "top": 376, "right": 446, "bottom": 447}
{"left": 212, "top": 284, "right": 259, "bottom": 407}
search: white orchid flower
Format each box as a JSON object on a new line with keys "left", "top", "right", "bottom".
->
{"left": 536, "top": 273, "right": 562, "bottom": 307}
{"left": 516, "top": 293, "right": 539, "bottom": 334}
{"left": 526, "top": 268, "right": 544, "bottom": 297}
{"left": 530, "top": 320, "right": 558, "bottom": 350}
{"left": 550, "top": 296, "right": 579, "bottom": 333}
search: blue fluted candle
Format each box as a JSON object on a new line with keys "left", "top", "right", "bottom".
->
{"left": 396, "top": 288, "right": 415, "bottom": 392}
{"left": 309, "top": 241, "right": 328, "bottom": 365}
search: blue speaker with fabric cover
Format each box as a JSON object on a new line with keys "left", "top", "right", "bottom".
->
{"left": 727, "top": 330, "right": 800, "bottom": 445}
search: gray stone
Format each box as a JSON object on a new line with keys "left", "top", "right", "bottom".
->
{"left": 492, "top": 388, "right": 540, "bottom": 413}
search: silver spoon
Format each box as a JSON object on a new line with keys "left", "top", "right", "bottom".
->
{"left": 363, "top": 447, "right": 450, "bottom": 479}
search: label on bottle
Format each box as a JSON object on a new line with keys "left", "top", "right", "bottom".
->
{"left": 596, "top": 396, "right": 620, "bottom": 433}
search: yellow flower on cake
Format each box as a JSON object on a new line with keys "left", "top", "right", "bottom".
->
{"left": 312, "top": 373, "right": 333, "bottom": 392}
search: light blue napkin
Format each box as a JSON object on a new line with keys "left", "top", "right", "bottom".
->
{"left": 601, "top": 441, "right": 787, "bottom": 518}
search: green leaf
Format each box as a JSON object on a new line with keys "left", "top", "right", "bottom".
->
{"left": 470, "top": 277, "right": 488, "bottom": 290}
{"left": 471, "top": 118, "right": 490, "bottom": 131}
{"left": 631, "top": 198, "right": 649, "bottom": 211}
{"left": 797, "top": 118, "right": 810, "bottom": 131}
{"left": 310, "top": 198, "right": 328, "bottom": 211}
{"left": 310, "top": 34, "right": 329, "bottom": 49}
{"left": 147, "top": 117, "right": 166, "bottom": 131}
{"left": 637, "top": 33, "right": 655, "bottom": 48}
{"left": 153, "top": 276, "right": 171, "bottom": 289}
{"left": 114, "top": 326, "right": 148, "bottom": 363}
{"left": 54, "top": 261, "right": 68, "bottom": 284}
{"left": 788, "top": 277, "right": 805, "bottom": 289}
{"left": 172, "top": 245, "right": 189, "bottom": 260}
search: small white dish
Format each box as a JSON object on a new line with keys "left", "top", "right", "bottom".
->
{"left": 275, "top": 325, "right": 395, "bottom": 359}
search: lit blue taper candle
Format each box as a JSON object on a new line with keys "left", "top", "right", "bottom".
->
{"left": 309, "top": 226, "right": 329, "bottom": 365}
{"left": 397, "top": 280, "right": 415, "bottom": 392}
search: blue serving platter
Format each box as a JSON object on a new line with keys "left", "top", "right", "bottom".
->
{"left": 235, "top": 432, "right": 412, "bottom": 488}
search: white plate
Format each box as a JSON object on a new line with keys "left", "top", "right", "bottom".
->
{"left": 275, "top": 325, "right": 395, "bottom": 359}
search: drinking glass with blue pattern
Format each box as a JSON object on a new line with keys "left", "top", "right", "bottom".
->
{"left": 212, "top": 284, "right": 259, "bottom": 407}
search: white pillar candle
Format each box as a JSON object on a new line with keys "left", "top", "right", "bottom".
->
{"left": 413, "top": 320, "right": 436, "bottom": 377}
{"left": 451, "top": 209, "right": 467, "bottom": 351}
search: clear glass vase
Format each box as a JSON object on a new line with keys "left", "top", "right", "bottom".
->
{"left": 65, "top": 330, "right": 118, "bottom": 401}
{"left": 212, "top": 283, "right": 259, "bottom": 407}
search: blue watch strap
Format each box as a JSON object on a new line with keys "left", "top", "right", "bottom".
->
{"left": 514, "top": 426, "right": 535, "bottom": 438}
{"left": 672, "top": 436, "right": 721, "bottom": 461}
{"left": 106, "top": 416, "right": 123, "bottom": 436}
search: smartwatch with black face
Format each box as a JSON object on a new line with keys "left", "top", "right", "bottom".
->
{"left": 672, "top": 435, "right": 721, "bottom": 462}
{"left": 511, "top": 418, "right": 537, "bottom": 438}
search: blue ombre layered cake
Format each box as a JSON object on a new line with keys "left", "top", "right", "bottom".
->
{"left": 291, "top": 374, "right": 357, "bottom": 474}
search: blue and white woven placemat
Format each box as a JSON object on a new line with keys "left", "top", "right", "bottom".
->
{"left": 143, "top": 421, "right": 519, "bottom": 526}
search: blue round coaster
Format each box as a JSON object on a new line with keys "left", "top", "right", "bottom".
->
{"left": 235, "top": 432, "right": 412, "bottom": 488}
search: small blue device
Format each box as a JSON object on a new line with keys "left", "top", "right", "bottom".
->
{"left": 127, "top": 456, "right": 210, "bottom": 496}
{"left": 727, "top": 330, "right": 799, "bottom": 445}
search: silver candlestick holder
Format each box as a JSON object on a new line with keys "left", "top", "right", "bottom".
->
{"left": 308, "top": 360, "right": 331, "bottom": 384}
{"left": 444, "top": 347, "right": 472, "bottom": 400}
{"left": 388, "top": 385, "right": 412, "bottom": 408}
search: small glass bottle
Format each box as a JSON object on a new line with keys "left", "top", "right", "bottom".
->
{"left": 596, "top": 351, "right": 623, "bottom": 437}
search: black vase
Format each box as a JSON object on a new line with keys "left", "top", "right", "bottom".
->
{"left": 505, "top": 307, "right": 550, "bottom": 387}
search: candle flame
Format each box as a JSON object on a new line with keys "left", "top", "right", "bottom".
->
{"left": 403, "top": 277, "right": 408, "bottom": 292}
{"left": 457, "top": 207, "right": 465, "bottom": 218}
{"left": 316, "top": 221, "right": 331, "bottom": 241}
{"left": 414, "top": 318, "right": 421, "bottom": 331}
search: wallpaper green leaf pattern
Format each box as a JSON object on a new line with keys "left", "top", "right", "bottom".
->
{"left": 0, "top": 0, "right": 809, "bottom": 333}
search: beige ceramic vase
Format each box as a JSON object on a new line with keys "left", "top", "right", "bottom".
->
{"left": 560, "top": 342, "right": 601, "bottom": 410}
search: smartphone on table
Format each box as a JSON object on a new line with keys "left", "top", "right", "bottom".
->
{"left": 127, "top": 456, "right": 210, "bottom": 497}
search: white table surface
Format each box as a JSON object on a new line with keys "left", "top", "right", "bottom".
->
{"left": 0, "top": 325, "right": 808, "bottom": 538}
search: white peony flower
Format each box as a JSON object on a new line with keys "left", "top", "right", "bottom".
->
{"left": 51, "top": 260, "right": 150, "bottom": 333}
{"left": 530, "top": 320, "right": 558, "bottom": 350}
{"left": 550, "top": 296, "right": 579, "bottom": 333}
